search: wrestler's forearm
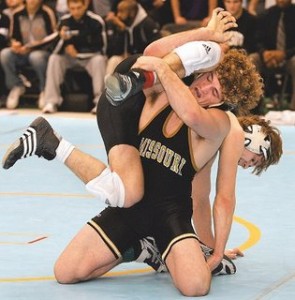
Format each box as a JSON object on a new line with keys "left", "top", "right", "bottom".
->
{"left": 156, "top": 63, "right": 225, "bottom": 139}
{"left": 211, "top": 143, "right": 239, "bottom": 260}
{"left": 144, "top": 27, "right": 216, "bottom": 58}
{"left": 212, "top": 195, "right": 235, "bottom": 260}
{"left": 144, "top": 7, "right": 237, "bottom": 58}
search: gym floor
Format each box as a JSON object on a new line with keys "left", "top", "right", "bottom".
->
{"left": 0, "top": 109, "right": 294, "bottom": 300}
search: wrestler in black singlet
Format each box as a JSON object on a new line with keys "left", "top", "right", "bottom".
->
{"left": 89, "top": 104, "right": 199, "bottom": 261}
{"left": 92, "top": 55, "right": 231, "bottom": 260}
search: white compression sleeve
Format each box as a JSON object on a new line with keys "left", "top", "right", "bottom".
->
{"left": 173, "top": 41, "right": 222, "bottom": 76}
{"left": 85, "top": 167, "right": 125, "bottom": 207}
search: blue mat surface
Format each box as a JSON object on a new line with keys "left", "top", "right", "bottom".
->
{"left": 0, "top": 112, "right": 294, "bottom": 299}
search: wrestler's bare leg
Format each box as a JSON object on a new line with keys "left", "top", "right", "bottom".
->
{"left": 54, "top": 224, "right": 121, "bottom": 284}
{"left": 108, "top": 145, "right": 144, "bottom": 207}
{"left": 165, "top": 238, "right": 211, "bottom": 297}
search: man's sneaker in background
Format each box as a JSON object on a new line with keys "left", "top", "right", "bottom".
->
{"left": 136, "top": 237, "right": 167, "bottom": 273}
{"left": 42, "top": 103, "right": 57, "bottom": 114}
{"left": 105, "top": 70, "right": 145, "bottom": 106}
{"left": 2, "top": 117, "right": 61, "bottom": 169}
{"left": 38, "top": 91, "right": 45, "bottom": 110}
{"left": 6, "top": 86, "right": 26, "bottom": 109}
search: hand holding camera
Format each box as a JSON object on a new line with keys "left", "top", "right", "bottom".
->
{"left": 60, "top": 26, "right": 79, "bottom": 40}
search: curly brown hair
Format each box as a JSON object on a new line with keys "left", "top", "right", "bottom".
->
{"left": 238, "top": 115, "right": 283, "bottom": 175}
{"left": 216, "top": 49, "right": 264, "bottom": 116}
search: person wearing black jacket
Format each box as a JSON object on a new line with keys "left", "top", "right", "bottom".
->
{"left": 105, "top": 0, "right": 161, "bottom": 76}
{"left": 0, "top": 11, "right": 10, "bottom": 99}
{"left": 0, "top": 0, "right": 56, "bottom": 109}
{"left": 249, "top": 0, "right": 295, "bottom": 110}
{"left": 42, "top": 0, "right": 107, "bottom": 113}
{"left": 222, "top": 0, "right": 258, "bottom": 54}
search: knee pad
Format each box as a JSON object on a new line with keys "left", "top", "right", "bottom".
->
{"left": 85, "top": 168, "right": 125, "bottom": 207}
{"left": 173, "top": 41, "right": 222, "bottom": 76}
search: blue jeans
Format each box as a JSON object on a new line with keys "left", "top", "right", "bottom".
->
{"left": 0, "top": 47, "right": 50, "bottom": 91}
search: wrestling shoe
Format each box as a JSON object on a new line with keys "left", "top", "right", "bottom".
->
{"left": 2, "top": 117, "right": 60, "bottom": 169}
{"left": 211, "top": 255, "right": 236, "bottom": 276}
{"left": 105, "top": 70, "right": 145, "bottom": 106}
{"left": 198, "top": 239, "right": 236, "bottom": 276}
{"left": 136, "top": 237, "right": 167, "bottom": 273}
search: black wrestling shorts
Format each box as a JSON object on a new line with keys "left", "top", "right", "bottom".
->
{"left": 87, "top": 195, "right": 198, "bottom": 261}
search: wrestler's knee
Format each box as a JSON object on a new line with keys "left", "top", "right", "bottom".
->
{"left": 176, "top": 272, "right": 211, "bottom": 297}
{"left": 54, "top": 257, "right": 76, "bottom": 284}
{"left": 54, "top": 257, "right": 90, "bottom": 284}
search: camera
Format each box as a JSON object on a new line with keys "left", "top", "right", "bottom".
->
{"left": 64, "top": 30, "right": 79, "bottom": 38}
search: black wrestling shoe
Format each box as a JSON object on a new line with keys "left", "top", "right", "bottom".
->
{"left": 136, "top": 237, "right": 167, "bottom": 273}
{"left": 2, "top": 117, "right": 60, "bottom": 169}
{"left": 199, "top": 239, "right": 236, "bottom": 276}
{"left": 105, "top": 70, "right": 145, "bottom": 106}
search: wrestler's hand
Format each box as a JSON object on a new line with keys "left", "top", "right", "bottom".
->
{"left": 206, "top": 252, "right": 223, "bottom": 272}
{"left": 133, "top": 55, "right": 169, "bottom": 74}
{"left": 224, "top": 248, "right": 244, "bottom": 259}
{"left": 225, "top": 31, "right": 244, "bottom": 47}
{"left": 206, "top": 8, "right": 238, "bottom": 43}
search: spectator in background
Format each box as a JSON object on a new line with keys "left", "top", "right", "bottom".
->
{"left": 3, "top": 0, "right": 24, "bottom": 21}
{"left": 247, "top": 0, "right": 266, "bottom": 15}
{"left": 249, "top": 0, "right": 295, "bottom": 110}
{"left": 138, "top": 0, "right": 173, "bottom": 27}
{"left": 55, "top": 0, "right": 69, "bottom": 19}
{"left": 0, "top": 0, "right": 57, "bottom": 110}
{"left": 0, "top": 11, "right": 10, "bottom": 48}
{"left": 105, "top": 0, "right": 172, "bottom": 27}
{"left": 90, "top": 0, "right": 112, "bottom": 19}
{"left": 222, "top": 0, "right": 258, "bottom": 54}
{"left": 163, "top": 0, "right": 217, "bottom": 33}
{"left": 264, "top": 0, "right": 295, "bottom": 8}
{"left": 105, "top": 0, "right": 161, "bottom": 76}
{"left": 0, "top": 9, "right": 10, "bottom": 102}
{"left": 42, "top": 0, "right": 107, "bottom": 114}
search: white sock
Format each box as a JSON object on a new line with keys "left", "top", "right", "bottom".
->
{"left": 56, "top": 138, "right": 75, "bottom": 163}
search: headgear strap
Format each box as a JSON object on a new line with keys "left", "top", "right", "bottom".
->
{"left": 244, "top": 125, "right": 271, "bottom": 160}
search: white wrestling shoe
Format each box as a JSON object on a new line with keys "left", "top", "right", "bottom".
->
{"left": 136, "top": 237, "right": 167, "bottom": 273}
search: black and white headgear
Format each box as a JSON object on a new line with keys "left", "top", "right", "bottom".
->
{"left": 244, "top": 125, "right": 271, "bottom": 160}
